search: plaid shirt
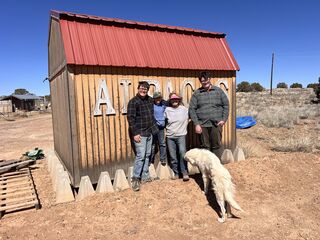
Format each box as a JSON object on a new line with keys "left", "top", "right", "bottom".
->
{"left": 189, "top": 85, "right": 229, "bottom": 127}
{"left": 127, "top": 94, "right": 159, "bottom": 137}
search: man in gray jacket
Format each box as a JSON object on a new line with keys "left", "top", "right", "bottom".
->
{"left": 189, "top": 71, "right": 229, "bottom": 159}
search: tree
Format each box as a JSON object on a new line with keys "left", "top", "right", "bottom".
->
{"left": 290, "top": 83, "right": 302, "bottom": 88}
{"left": 44, "top": 95, "right": 51, "bottom": 102}
{"left": 236, "top": 81, "right": 252, "bottom": 92}
{"left": 251, "top": 82, "right": 264, "bottom": 92}
{"left": 14, "top": 88, "right": 29, "bottom": 95}
{"left": 307, "top": 83, "right": 317, "bottom": 90}
{"left": 307, "top": 79, "right": 320, "bottom": 99}
{"left": 276, "top": 82, "right": 288, "bottom": 88}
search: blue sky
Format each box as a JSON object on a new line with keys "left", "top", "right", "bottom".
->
{"left": 0, "top": 0, "right": 319, "bottom": 96}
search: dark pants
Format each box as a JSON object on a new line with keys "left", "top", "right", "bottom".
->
{"left": 150, "top": 128, "right": 167, "bottom": 165}
{"left": 199, "top": 125, "right": 223, "bottom": 159}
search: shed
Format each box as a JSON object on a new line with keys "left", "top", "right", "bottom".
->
{"left": 48, "top": 10, "right": 240, "bottom": 187}
{"left": 1, "top": 94, "right": 41, "bottom": 112}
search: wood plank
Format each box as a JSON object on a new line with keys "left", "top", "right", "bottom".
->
{"left": 107, "top": 67, "right": 116, "bottom": 167}
{"left": 75, "top": 66, "right": 88, "bottom": 174}
{"left": 0, "top": 173, "right": 29, "bottom": 180}
{"left": 0, "top": 186, "right": 33, "bottom": 195}
{"left": 52, "top": 71, "right": 70, "bottom": 173}
{"left": 0, "top": 200, "right": 38, "bottom": 211}
{"left": 113, "top": 68, "right": 122, "bottom": 164}
{"left": 0, "top": 170, "right": 28, "bottom": 177}
{"left": 231, "top": 73, "right": 237, "bottom": 150}
{"left": 0, "top": 195, "right": 36, "bottom": 205}
{"left": 0, "top": 176, "right": 29, "bottom": 184}
{"left": 0, "top": 190, "right": 34, "bottom": 198}
{"left": 88, "top": 66, "right": 100, "bottom": 175}
{"left": 50, "top": 79, "right": 58, "bottom": 158}
{"left": 0, "top": 160, "right": 20, "bottom": 167}
{"left": 120, "top": 67, "right": 129, "bottom": 163}
{"left": 62, "top": 69, "right": 75, "bottom": 180}
{"left": 82, "top": 66, "right": 94, "bottom": 173}
{"left": 0, "top": 181, "right": 31, "bottom": 189}
{"left": 67, "top": 68, "right": 80, "bottom": 186}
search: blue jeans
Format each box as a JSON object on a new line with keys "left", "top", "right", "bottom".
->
{"left": 167, "top": 136, "right": 187, "bottom": 175}
{"left": 150, "top": 128, "right": 167, "bottom": 164}
{"left": 133, "top": 135, "right": 153, "bottom": 180}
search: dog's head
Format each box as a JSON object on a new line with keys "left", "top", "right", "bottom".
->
{"left": 184, "top": 149, "right": 199, "bottom": 166}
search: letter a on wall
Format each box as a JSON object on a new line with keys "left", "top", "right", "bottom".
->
{"left": 94, "top": 79, "right": 116, "bottom": 116}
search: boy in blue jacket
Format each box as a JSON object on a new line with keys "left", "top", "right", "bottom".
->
{"left": 150, "top": 91, "right": 167, "bottom": 166}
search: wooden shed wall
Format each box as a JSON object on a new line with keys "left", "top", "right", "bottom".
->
{"left": 50, "top": 69, "right": 77, "bottom": 184}
{"left": 68, "top": 66, "right": 236, "bottom": 186}
{"left": 48, "top": 18, "right": 66, "bottom": 78}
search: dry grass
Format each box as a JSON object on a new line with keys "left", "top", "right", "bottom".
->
{"left": 237, "top": 142, "right": 260, "bottom": 158}
{"left": 256, "top": 107, "right": 296, "bottom": 128}
{"left": 241, "top": 144, "right": 258, "bottom": 158}
{"left": 249, "top": 105, "right": 320, "bottom": 129}
{"left": 271, "top": 137, "right": 315, "bottom": 153}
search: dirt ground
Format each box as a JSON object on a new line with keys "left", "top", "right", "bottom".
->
{"left": 0, "top": 113, "right": 319, "bottom": 240}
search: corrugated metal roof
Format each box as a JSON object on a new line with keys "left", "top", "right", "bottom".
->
{"left": 52, "top": 10, "right": 239, "bottom": 71}
{"left": 10, "top": 94, "right": 41, "bottom": 100}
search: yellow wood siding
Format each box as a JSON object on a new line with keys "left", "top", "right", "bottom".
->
{"left": 68, "top": 66, "right": 236, "bottom": 184}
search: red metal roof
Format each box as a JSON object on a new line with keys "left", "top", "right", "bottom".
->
{"left": 52, "top": 10, "right": 239, "bottom": 71}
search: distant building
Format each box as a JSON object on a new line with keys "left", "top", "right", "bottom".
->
{"left": 1, "top": 94, "right": 41, "bottom": 111}
{"left": 0, "top": 98, "right": 12, "bottom": 113}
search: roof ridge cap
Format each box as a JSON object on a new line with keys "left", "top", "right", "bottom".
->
{"left": 50, "top": 10, "right": 226, "bottom": 37}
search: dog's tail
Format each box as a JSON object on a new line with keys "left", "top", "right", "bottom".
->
{"left": 214, "top": 171, "right": 243, "bottom": 212}
{"left": 224, "top": 183, "right": 243, "bottom": 212}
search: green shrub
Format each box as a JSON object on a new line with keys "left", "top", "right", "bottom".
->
{"left": 307, "top": 83, "right": 318, "bottom": 90}
{"left": 251, "top": 82, "right": 264, "bottom": 92}
{"left": 237, "top": 81, "right": 252, "bottom": 92}
{"left": 277, "top": 82, "right": 288, "bottom": 88}
{"left": 290, "top": 83, "right": 302, "bottom": 88}
{"left": 308, "top": 81, "right": 320, "bottom": 99}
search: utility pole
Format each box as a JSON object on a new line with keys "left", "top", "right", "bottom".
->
{"left": 270, "top": 52, "right": 274, "bottom": 95}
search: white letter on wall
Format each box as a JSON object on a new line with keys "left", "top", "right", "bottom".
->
{"left": 215, "top": 79, "right": 229, "bottom": 100}
{"left": 165, "top": 80, "right": 174, "bottom": 100}
{"left": 144, "top": 80, "right": 160, "bottom": 97}
{"left": 93, "top": 79, "right": 116, "bottom": 116}
{"left": 120, "top": 79, "right": 131, "bottom": 114}
{"left": 180, "top": 79, "right": 195, "bottom": 107}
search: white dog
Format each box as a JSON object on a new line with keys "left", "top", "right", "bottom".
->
{"left": 184, "top": 148, "right": 243, "bottom": 222}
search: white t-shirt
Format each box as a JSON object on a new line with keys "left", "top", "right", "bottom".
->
{"left": 164, "top": 105, "right": 189, "bottom": 137}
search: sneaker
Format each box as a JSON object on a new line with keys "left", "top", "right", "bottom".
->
{"left": 141, "top": 178, "right": 152, "bottom": 184}
{"left": 171, "top": 174, "right": 179, "bottom": 180}
{"left": 183, "top": 173, "right": 190, "bottom": 181}
{"left": 131, "top": 179, "right": 140, "bottom": 191}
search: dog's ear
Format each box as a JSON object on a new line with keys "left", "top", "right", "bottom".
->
{"left": 186, "top": 157, "right": 195, "bottom": 165}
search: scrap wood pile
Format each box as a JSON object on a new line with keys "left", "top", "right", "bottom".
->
{"left": 0, "top": 148, "right": 44, "bottom": 174}
{"left": 0, "top": 148, "right": 43, "bottom": 218}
